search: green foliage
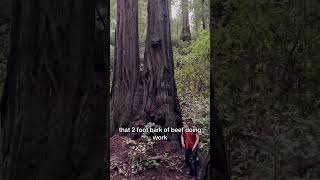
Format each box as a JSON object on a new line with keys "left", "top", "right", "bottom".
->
{"left": 175, "top": 29, "right": 210, "bottom": 98}
{"left": 138, "top": 0, "right": 147, "bottom": 43}
{"left": 180, "top": 93, "right": 210, "bottom": 155}
{"left": 191, "top": 0, "right": 209, "bottom": 34}
{"left": 174, "top": 29, "right": 210, "bottom": 156}
{"left": 128, "top": 134, "right": 159, "bottom": 174}
{"left": 171, "top": 16, "right": 182, "bottom": 42}
{"left": 127, "top": 123, "right": 166, "bottom": 174}
{"left": 212, "top": 0, "right": 320, "bottom": 179}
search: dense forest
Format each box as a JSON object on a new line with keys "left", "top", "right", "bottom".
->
{"left": 110, "top": 0, "right": 211, "bottom": 179}
{"left": 212, "top": 0, "right": 320, "bottom": 179}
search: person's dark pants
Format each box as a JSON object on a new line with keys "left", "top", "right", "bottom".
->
{"left": 185, "top": 148, "right": 197, "bottom": 177}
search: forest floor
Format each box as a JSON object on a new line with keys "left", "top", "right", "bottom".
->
{"left": 109, "top": 94, "right": 209, "bottom": 180}
{"left": 110, "top": 134, "right": 203, "bottom": 180}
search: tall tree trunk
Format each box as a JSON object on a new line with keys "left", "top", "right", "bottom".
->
{"left": 143, "top": 0, "right": 182, "bottom": 144}
{"left": 169, "top": 0, "right": 172, "bottom": 21}
{"left": 202, "top": 1, "right": 230, "bottom": 179}
{"left": 111, "top": 0, "right": 139, "bottom": 133}
{"left": 96, "top": 0, "right": 110, "bottom": 177}
{"left": 180, "top": 0, "right": 191, "bottom": 41}
{"left": 201, "top": 0, "right": 207, "bottom": 29}
{"left": 201, "top": 83, "right": 230, "bottom": 180}
{"left": 0, "top": 0, "right": 107, "bottom": 180}
{"left": 193, "top": 0, "right": 200, "bottom": 33}
{"left": 210, "top": 84, "right": 230, "bottom": 180}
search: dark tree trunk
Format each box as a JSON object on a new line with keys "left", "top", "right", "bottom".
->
{"left": 202, "top": 16, "right": 207, "bottom": 30}
{"left": 0, "top": 0, "right": 107, "bottom": 180}
{"left": 180, "top": 0, "right": 191, "bottom": 41}
{"left": 210, "top": 83, "right": 230, "bottom": 180}
{"left": 202, "top": 17, "right": 207, "bottom": 29}
{"left": 201, "top": 84, "right": 229, "bottom": 180}
{"left": 96, "top": 1, "right": 110, "bottom": 177}
{"left": 201, "top": 0, "right": 207, "bottom": 29}
{"left": 201, "top": 1, "right": 230, "bottom": 179}
{"left": 111, "top": 0, "right": 139, "bottom": 133}
{"left": 143, "top": 0, "right": 182, "bottom": 144}
{"left": 169, "top": 0, "right": 172, "bottom": 21}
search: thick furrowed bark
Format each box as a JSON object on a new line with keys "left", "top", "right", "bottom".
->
{"left": 0, "top": 1, "right": 107, "bottom": 179}
{"left": 143, "top": 0, "right": 182, "bottom": 144}
{"left": 111, "top": 0, "right": 139, "bottom": 133}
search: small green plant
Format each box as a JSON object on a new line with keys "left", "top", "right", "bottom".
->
{"left": 174, "top": 29, "right": 210, "bottom": 98}
{"left": 128, "top": 123, "right": 160, "bottom": 174}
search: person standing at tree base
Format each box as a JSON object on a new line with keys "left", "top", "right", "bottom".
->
{"left": 181, "top": 118, "right": 200, "bottom": 179}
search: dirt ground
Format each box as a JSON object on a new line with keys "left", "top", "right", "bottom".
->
{"left": 110, "top": 134, "right": 203, "bottom": 180}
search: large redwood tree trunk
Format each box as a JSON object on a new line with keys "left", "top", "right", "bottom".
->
{"left": 0, "top": 0, "right": 107, "bottom": 179}
{"left": 111, "top": 0, "right": 139, "bottom": 133}
{"left": 142, "top": 0, "right": 182, "bottom": 143}
{"left": 201, "top": 1, "right": 230, "bottom": 179}
{"left": 180, "top": 0, "right": 191, "bottom": 41}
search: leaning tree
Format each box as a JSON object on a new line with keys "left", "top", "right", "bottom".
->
{"left": 0, "top": 0, "right": 107, "bottom": 179}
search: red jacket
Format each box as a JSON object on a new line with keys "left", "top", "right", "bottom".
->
{"left": 182, "top": 127, "right": 198, "bottom": 149}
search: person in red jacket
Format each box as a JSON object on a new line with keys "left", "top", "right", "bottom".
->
{"left": 181, "top": 118, "right": 199, "bottom": 179}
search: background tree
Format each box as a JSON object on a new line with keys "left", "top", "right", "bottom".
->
{"left": 0, "top": 0, "right": 107, "bottom": 179}
{"left": 171, "top": 3, "right": 182, "bottom": 42}
{"left": 201, "top": 0, "right": 208, "bottom": 29}
{"left": 142, "top": 0, "right": 183, "bottom": 143}
{"left": 111, "top": 0, "right": 139, "bottom": 133}
{"left": 192, "top": 0, "right": 201, "bottom": 33}
{"left": 212, "top": 0, "right": 320, "bottom": 179}
{"left": 180, "top": 0, "right": 192, "bottom": 41}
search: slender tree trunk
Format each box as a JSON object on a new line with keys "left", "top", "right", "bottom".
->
{"left": 202, "top": 18, "right": 207, "bottom": 29}
{"left": 143, "top": 0, "right": 182, "bottom": 144}
{"left": 193, "top": 0, "right": 200, "bottom": 33}
{"left": 169, "top": 0, "right": 172, "bottom": 21}
{"left": 201, "top": 0, "right": 207, "bottom": 29}
{"left": 202, "top": 15, "right": 207, "bottom": 29}
{"left": 180, "top": 0, "right": 191, "bottom": 41}
{"left": 111, "top": 0, "right": 139, "bottom": 133}
{"left": 0, "top": 0, "right": 107, "bottom": 180}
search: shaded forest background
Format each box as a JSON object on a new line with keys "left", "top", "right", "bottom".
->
{"left": 211, "top": 0, "right": 320, "bottom": 179}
